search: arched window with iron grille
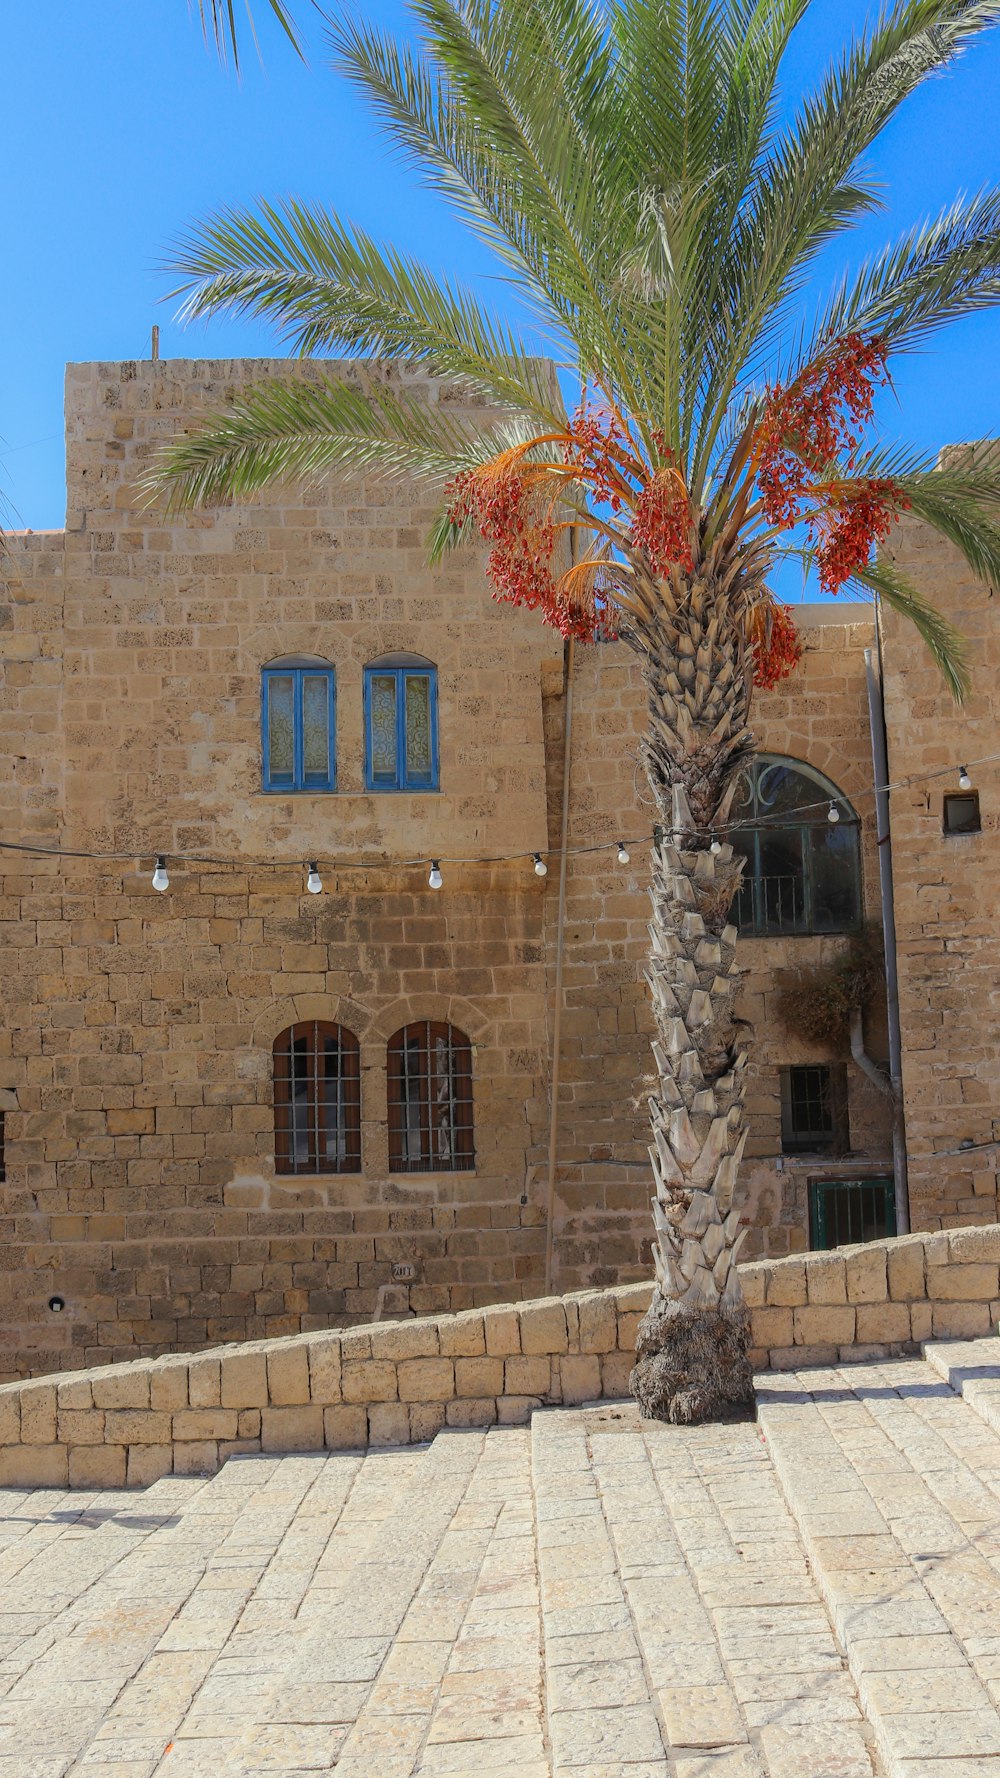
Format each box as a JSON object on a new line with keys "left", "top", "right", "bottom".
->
{"left": 387, "top": 1021, "right": 474, "bottom": 1173}
{"left": 273, "top": 1022, "right": 361, "bottom": 1175}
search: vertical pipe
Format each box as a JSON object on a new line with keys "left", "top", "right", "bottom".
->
{"left": 865, "top": 643, "right": 910, "bottom": 1235}
{"left": 543, "top": 636, "right": 576, "bottom": 1296}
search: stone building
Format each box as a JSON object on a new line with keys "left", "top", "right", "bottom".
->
{"left": 0, "top": 358, "right": 995, "bottom": 1379}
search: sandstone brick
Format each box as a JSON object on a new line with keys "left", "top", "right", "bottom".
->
{"left": 220, "top": 1350, "right": 268, "bottom": 1409}
{"left": 266, "top": 1344, "right": 310, "bottom": 1405}
{"left": 483, "top": 1308, "right": 521, "bottom": 1358}
{"left": 577, "top": 1294, "right": 617, "bottom": 1354}
{"left": 805, "top": 1255, "right": 848, "bottom": 1306}
{"left": 555, "top": 1356, "right": 600, "bottom": 1405}
{"left": 453, "top": 1356, "right": 504, "bottom": 1397}
{"left": 445, "top": 1397, "right": 498, "bottom": 1428}
{"left": 855, "top": 1302, "right": 913, "bottom": 1344}
{"left": 369, "top": 1321, "right": 440, "bottom": 1361}
{"left": 57, "top": 1410, "right": 105, "bottom": 1445}
{"left": 949, "top": 1226, "right": 1000, "bottom": 1263}
{"left": 342, "top": 1360, "right": 398, "bottom": 1405}
{"left": 793, "top": 1305, "right": 856, "bottom": 1345}
{"left": 91, "top": 1368, "right": 150, "bottom": 1410}
{"left": 69, "top": 1445, "right": 126, "bottom": 1489}
{"left": 396, "top": 1358, "right": 455, "bottom": 1403}
{"left": 764, "top": 1258, "right": 808, "bottom": 1307}
{"left": 496, "top": 1395, "right": 537, "bottom": 1425}
{"left": 504, "top": 1355, "right": 551, "bottom": 1396}
{"left": 172, "top": 1409, "right": 239, "bottom": 1441}
{"left": 306, "top": 1339, "right": 342, "bottom": 1404}
{"left": 0, "top": 1445, "right": 68, "bottom": 1488}
{"left": 56, "top": 1378, "right": 94, "bottom": 1410}
{"left": 323, "top": 1405, "right": 368, "bottom": 1450}
{"left": 408, "top": 1403, "right": 447, "bottom": 1442}
{"left": 104, "top": 1409, "right": 172, "bottom": 1445}
{"left": 19, "top": 1383, "right": 57, "bottom": 1444}
{"left": 931, "top": 1301, "right": 993, "bottom": 1339}
{"left": 126, "top": 1445, "right": 173, "bottom": 1487}
{"left": 237, "top": 1409, "right": 261, "bottom": 1438}
{"left": 749, "top": 1306, "right": 794, "bottom": 1349}
{"left": 149, "top": 1361, "right": 190, "bottom": 1413}
{"left": 737, "top": 1264, "right": 767, "bottom": 1309}
{"left": 437, "top": 1314, "right": 486, "bottom": 1358}
{"left": 887, "top": 1238, "right": 926, "bottom": 1302}
{"left": 927, "top": 1262, "right": 999, "bottom": 1301}
{"left": 617, "top": 1311, "right": 644, "bottom": 1351}
{"left": 518, "top": 1300, "right": 569, "bottom": 1355}
{"left": 0, "top": 1390, "right": 20, "bottom": 1445}
{"left": 367, "top": 1402, "right": 411, "bottom": 1445}
{"left": 261, "top": 1406, "right": 325, "bottom": 1451}
{"left": 845, "top": 1245, "right": 888, "bottom": 1305}
{"left": 173, "top": 1441, "right": 219, "bottom": 1475}
{"left": 910, "top": 1300, "right": 933, "bottom": 1342}
{"left": 187, "top": 1357, "right": 222, "bottom": 1408}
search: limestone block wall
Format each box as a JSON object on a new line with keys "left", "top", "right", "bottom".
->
{"left": 1, "top": 1226, "right": 998, "bottom": 1488}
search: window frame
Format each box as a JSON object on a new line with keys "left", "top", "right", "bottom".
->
{"left": 809, "top": 1175, "right": 896, "bottom": 1249}
{"left": 732, "top": 754, "right": 862, "bottom": 937}
{"left": 363, "top": 662, "right": 439, "bottom": 792}
{"left": 780, "top": 1063, "right": 849, "bottom": 1156}
{"left": 386, "top": 1020, "right": 474, "bottom": 1173}
{"left": 261, "top": 663, "right": 336, "bottom": 794}
{"left": 943, "top": 791, "right": 981, "bottom": 835}
{"left": 273, "top": 1021, "right": 361, "bottom": 1176}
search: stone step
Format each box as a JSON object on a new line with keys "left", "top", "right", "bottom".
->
{"left": 758, "top": 1354, "right": 1000, "bottom": 1778}
{"left": 923, "top": 1335, "right": 1000, "bottom": 1434}
{"left": 532, "top": 1399, "right": 876, "bottom": 1778}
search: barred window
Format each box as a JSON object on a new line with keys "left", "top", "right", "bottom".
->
{"left": 732, "top": 755, "right": 861, "bottom": 936}
{"left": 387, "top": 1022, "right": 474, "bottom": 1173}
{"left": 273, "top": 1022, "right": 361, "bottom": 1175}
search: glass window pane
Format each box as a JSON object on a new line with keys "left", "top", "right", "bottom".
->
{"left": 290, "top": 1033, "right": 311, "bottom": 1170}
{"left": 370, "top": 675, "right": 398, "bottom": 781}
{"left": 302, "top": 675, "right": 330, "bottom": 780}
{"left": 404, "top": 675, "right": 432, "bottom": 778}
{"left": 757, "top": 828, "right": 806, "bottom": 931}
{"left": 755, "top": 759, "right": 820, "bottom": 817}
{"left": 322, "top": 1035, "right": 344, "bottom": 1164}
{"left": 267, "top": 676, "right": 294, "bottom": 780}
{"left": 809, "top": 824, "right": 860, "bottom": 931}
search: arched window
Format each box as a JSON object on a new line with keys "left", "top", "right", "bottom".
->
{"left": 387, "top": 1022, "right": 474, "bottom": 1172}
{"left": 364, "top": 654, "right": 438, "bottom": 791}
{"left": 261, "top": 656, "right": 336, "bottom": 792}
{"left": 731, "top": 756, "right": 862, "bottom": 936}
{"left": 273, "top": 1022, "right": 360, "bottom": 1174}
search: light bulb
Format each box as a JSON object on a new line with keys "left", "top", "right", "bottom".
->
{"left": 151, "top": 855, "right": 169, "bottom": 892}
{"left": 616, "top": 841, "right": 630, "bottom": 864}
{"left": 959, "top": 766, "right": 972, "bottom": 791}
{"left": 428, "top": 861, "right": 443, "bottom": 890}
{"left": 710, "top": 837, "right": 723, "bottom": 856}
{"left": 827, "top": 801, "right": 840, "bottom": 824}
{"left": 533, "top": 852, "right": 548, "bottom": 877}
{"left": 306, "top": 862, "right": 323, "bottom": 895}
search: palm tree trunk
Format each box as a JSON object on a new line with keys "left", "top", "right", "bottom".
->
{"left": 620, "top": 565, "right": 758, "bottom": 1424}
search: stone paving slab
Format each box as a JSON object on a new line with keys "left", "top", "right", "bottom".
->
{"left": 8, "top": 1350, "right": 1000, "bottom": 1774}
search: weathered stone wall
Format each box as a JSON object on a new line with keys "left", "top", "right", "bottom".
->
{"left": 880, "top": 491, "right": 1000, "bottom": 1231}
{"left": 1, "top": 1225, "right": 997, "bottom": 1488}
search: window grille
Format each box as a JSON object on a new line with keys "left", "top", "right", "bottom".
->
{"left": 780, "top": 1064, "right": 848, "bottom": 1155}
{"left": 809, "top": 1176, "right": 896, "bottom": 1248}
{"left": 364, "top": 658, "right": 438, "bottom": 791}
{"left": 261, "top": 662, "right": 336, "bottom": 792}
{"left": 943, "top": 791, "right": 981, "bottom": 835}
{"left": 273, "top": 1022, "right": 361, "bottom": 1175}
{"left": 731, "top": 755, "right": 861, "bottom": 935}
{"left": 387, "top": 1021, "right": 474, "bottom": 1172}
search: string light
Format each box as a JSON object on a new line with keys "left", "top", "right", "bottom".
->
{"left": 306, "top": 862, "right": 323, "bottom": 895}
{"left": 827, "top": 801, "right": 840, "bottom": 824}
{"left": 428, "top": 861, "right": 443, "bottom": 890}
{"left": 151, "top": 856, "right": 169, "bottom": 893}
{"left": 959, "top": 766, "right": 973, "bottom": 790}
{"left": 533, "top": 852, "right": 548, "bottom": 877}
{"left": 616, "top": 841, "right": 630, "bottom": 864}
{"left": 710, "top": 837, "right": 723, "bottom": 856}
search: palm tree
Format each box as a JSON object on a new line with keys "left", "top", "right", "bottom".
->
{"left": 197, "top": 0, "right": 304, "bottom": 68}
{"left": 148, "top": 0, "right": 1000, "bottom": 1423}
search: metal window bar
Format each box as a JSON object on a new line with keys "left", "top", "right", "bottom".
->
{"left": 273, "top": 1022, "right": 361, "bottom": 1175}
{"left": 388, "top": 1021, "right": 474, "bottom": 1173}
{"left": 810, "top": 1177, "right": 896, "bottom": 1249}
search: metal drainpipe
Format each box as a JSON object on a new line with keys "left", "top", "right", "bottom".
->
{"left": 543, "top": 635, "right": 576, "bottom": 1297}
{"left": 864, "top": 640, "right": 910, "bottom": 1235}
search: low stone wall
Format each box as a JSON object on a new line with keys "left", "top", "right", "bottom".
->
{"left": 2, "top": 1227, "right": 999, "bottom": 1488}
{"left": 742, "top": 1225, "right": 1000, "bottom": 1367}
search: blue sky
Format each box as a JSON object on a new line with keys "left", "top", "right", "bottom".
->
{"left": 5, "top": 0, "right": 1000, "bottom": 603}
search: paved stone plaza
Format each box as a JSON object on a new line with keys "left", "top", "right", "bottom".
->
{"left": 1, "top": 1338, "right": 1000, "bottom": 1777}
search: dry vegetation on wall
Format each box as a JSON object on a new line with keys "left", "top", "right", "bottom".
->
{"left": 777, "top": 923, "right": 887, "bottom": 1048}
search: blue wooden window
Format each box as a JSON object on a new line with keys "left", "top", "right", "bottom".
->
{"left": 261, "top": 662, "right": 336, "bottom": 793}
{"left": 364, "top": 657, "right": 439, "bottom": 791}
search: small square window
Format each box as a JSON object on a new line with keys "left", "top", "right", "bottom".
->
{"left": 810, "top": 1176, "right": 896, "bottom": 1249}
{"left": 943, "top": 791, "right": 981, "bottom": 835}
{"left": 780, "top": 1064, "right": 848, "bottom": 1155}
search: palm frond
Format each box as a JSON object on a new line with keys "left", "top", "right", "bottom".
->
{"left": 196, "top": 0, "right": 305, "bottom": 68}
{"left": 854, "top": 554, "right": 970, "bottom": 701}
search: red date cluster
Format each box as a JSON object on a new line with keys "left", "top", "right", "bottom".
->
{"left": 447, "top": 464, "right": 598, "bottom": 640}
{"left": 630, "top": 464, "right": 695, "bottom": 577}
{"left": 751, "top": 601, "right": 803, "bottom": 690}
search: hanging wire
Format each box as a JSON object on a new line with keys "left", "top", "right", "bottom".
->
{"left": 1, "top": 746, "right": 998, "bottom": 875}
